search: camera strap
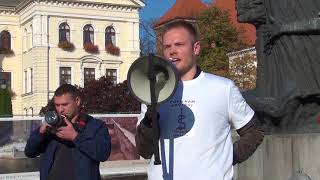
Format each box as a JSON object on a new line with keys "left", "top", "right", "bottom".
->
{"left": 73, "top": 113, "right": 88, "bottom": 132}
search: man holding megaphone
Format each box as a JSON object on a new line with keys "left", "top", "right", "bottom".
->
{"left": 135, "top": 20, "right": 264, "bottom": 180}
{"left": 24, "top": 84, "right": 111, "bottom": 180}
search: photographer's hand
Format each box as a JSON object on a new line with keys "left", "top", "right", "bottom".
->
{"left": 55, "top": 116, "right": 78, "bottom": 141}
{"left": 39, "top": 122, "right": 50, "bottom": 134}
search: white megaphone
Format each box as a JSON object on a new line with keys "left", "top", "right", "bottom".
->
{"left": 127, "top": 54, "right": 179, "bottom": 105}
{"left": 127, "top": 54, "right": 179, "bottom": 165}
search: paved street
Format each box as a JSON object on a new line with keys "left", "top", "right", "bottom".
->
{"left": 0, "top": 159, "right": 149, "bottom": 180}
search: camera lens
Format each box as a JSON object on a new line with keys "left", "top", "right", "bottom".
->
{"left": 45, "top": 111, "right": 59, "bottom": 126}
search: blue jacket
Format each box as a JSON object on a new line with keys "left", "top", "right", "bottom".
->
{"left": 24, "top": 115, "right": 111, "bottom": 180}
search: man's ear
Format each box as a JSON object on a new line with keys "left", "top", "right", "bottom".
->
{"left": 193, "top": 41, "right": 201, "bottom": 56}
{"left": 75, "top": 96, "right": 81, "bottom": 107}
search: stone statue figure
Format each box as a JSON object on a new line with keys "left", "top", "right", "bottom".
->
{"left": 236, "top": 0, "right": 320, "bottom": 132}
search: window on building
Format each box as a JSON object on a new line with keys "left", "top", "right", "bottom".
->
{"left": 30, "top": 25, "right": 33, "bottom": 48}
{"left": 0, "top": 30, "right": 11, "bottom": 50}
{"left": 84, "top": 68, "right": 95, "bottom": 86}
{"left": 23, "top": 68, "right": 33, "bottom": 93}
{"left": 106, "top": 69, "right": 117, "bottom": 84}
{"left": 23, "top": 29, "right": 27, "bottom": 52}
{"left": 24, "top": 70, "right": 27, "bottom": 93}
{"left": 30, "top": 68, "right": 33, "bottom": 92}
{"left": 59, "top": 22, "right": 70, "bottom": 42}
{"left": 0, "top": 72, "right": 11, "bottom": 90}
{"left": 29, "top": 107, "right": 33, "bottom": 117}
{"left": 83, "top": 24, "right": 94, "bottom": 44}
{"left": 60, "top": 67, "right": 71, "bottom": 85}
{"left": 105, "top": 26, "right": 116, "bottom": 46}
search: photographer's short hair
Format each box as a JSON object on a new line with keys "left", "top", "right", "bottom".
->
{"left": 162, "top": 20, "right": 199, "bottom": 43}
{"left": 54, "top": 84, "right": 79, "bottom": 99}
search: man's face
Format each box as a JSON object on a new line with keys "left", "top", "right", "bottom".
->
{"left": 162, "top": 27, "right": 200, "bottom": 79}
{"left": 54, "top": 93, "right": 80, "bottom": 120}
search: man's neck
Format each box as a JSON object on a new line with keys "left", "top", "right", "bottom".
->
{"left": 181, "top": 66, "right": 201, "bottom": 81}
{"left": 181, "top": 66, "right": 197, "bottom": 81}
{"left": 71, "top": 113, "right": 80, "bottom": 123}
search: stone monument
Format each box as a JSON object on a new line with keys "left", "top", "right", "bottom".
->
{"left": 234, "top": 0, "right": 320, "bottom": 179}
{"left": 236, "top": 0, "right": 320, "bottom": 132}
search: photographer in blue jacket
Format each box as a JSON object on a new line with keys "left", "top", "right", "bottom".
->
{"left": 25, "top": 84, "right": 111, "bottom": 180}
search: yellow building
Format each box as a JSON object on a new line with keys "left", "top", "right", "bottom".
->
{"left": 0, "top": 0, "right": 145, "bottom": 116}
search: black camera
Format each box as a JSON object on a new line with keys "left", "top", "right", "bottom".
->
{"left": 44, "top": 111, "right": 66, "bottom": 132}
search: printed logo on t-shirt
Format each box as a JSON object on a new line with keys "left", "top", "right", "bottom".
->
{"left": 174, "top": 108, "right": 188, "bottom": 137}
{"left": 159, "top": 99, "right": 195, "bottom": 139}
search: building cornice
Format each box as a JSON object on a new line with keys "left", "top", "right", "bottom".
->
{"left": 2, "top": 0, "right": 144, "bottom": 15}
{"left": 0, "top": 6, "right": 18, "bottom": 15}
{"left": 131, "top": 0, "right": 145, "bottom": 7}
{"left": 16, "top": 0, "right": 143, "bottom": 13}
{"left": 17, "top": 0, "right": 141, "bottom": 25}
{"left": 16, "top": 0, "right": 31, "bottom": 11}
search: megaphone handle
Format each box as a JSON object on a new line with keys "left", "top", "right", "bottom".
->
{"left": 151, "top": 103, "right": 161, "bottom": 165}
{"left": 150, "top": 79, "right": 161, "bottom": 165}
{"left": 148, "top": 54, "right": 161, "bottom": 165}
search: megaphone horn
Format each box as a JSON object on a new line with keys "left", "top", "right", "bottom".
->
{"left": 127, "top": 54, "right": 179, "bottom": 165}
{"left": 127, "top": 54, "right": 179, "bottom": 105}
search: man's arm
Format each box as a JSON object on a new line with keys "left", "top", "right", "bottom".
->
{"left": 24, "top": 125, "right": 50, "bottom": 158}
{"left": 73, "top": 121, "right": 111, "bottom": 162}
{"left": 135, "top": 106, "right": 156, "bottom": 159}
{"left": 233, "top": 115, "right": 264, "bottom": 165}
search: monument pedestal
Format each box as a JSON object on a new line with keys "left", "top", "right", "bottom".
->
{"left": 234, "top": 133, "right": 320, "bottom": 180}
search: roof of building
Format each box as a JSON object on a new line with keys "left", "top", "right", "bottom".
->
{"left": 155, "top": 0, "right": 208, "bottom": 27}
{"left": 0, "top": 0, "right": 22, "bottom": 7}
{"left": 0, "top": 0, "right": 145, "bottom": 9}
{"left": 154, "top": 0, "right": 255, "bottom": 45}
{"left": 214, "top": 0, "right": 256, "bottom": 45}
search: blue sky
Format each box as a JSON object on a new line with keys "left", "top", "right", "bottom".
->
{"left": 140, "top": 0, "right": 175, "bottom": 21}
{"left": 139, "top": 0, "right": 212, "bottom": 21}
{"left": 138, "top": 0, "right": 212, "bottom": 54}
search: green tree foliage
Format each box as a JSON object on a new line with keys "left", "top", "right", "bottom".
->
{"left": 196, "top": 7, "right": 248, "bottom": 77}
{"left": 229, "top": 54, "right": 257, "bottom": 89}
{"left": 0, "top": 88, "right": 12, "bottom": 117}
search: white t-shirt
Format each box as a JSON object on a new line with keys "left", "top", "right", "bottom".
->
{"left": 138, "top": 72, "right": 254, "bottom": 180}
